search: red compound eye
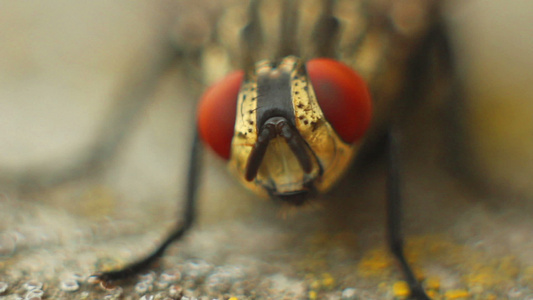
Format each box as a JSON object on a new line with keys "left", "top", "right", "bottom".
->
{"left": 306, "top": 58, "right": 372, "bottom": 144}
{"left": 197, "top": 70, "right": 244, "bottom": 160}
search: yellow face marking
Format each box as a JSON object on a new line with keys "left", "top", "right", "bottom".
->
{"left": 288, "top": 57, "right": 359, "bottom": 193}
{"left": 228, "top": 56, "right": 359, "bottom": 200}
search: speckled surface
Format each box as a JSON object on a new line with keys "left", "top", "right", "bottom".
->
{"left": 1, "top": 1, "right": 533, "bottom": 299}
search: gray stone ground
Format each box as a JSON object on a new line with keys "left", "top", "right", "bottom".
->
{"left": 1, "top": 1, "right": 533, "bottom": 299}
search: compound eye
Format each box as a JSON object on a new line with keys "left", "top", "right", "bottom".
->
{"left": 197, "top": 70, "right": 244, "bottom": 159}
{"left": 306, "top": 58, "right": 372, "bottom": 144}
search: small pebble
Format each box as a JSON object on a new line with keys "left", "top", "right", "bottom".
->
{"left": 205, "top": 265, "right": 246, "bottom": 295}
{"left": 508, "top": 287, "right": 524, "bottom": 297}
{"left": 341, "top": 287, "right": 358, "bottom": 300}
{"left": 102, "top": 286, "right": 123, "bottom": 300}
{"left": 60, "top": 278, "right": 80, "bottom": 292}
{"left": 160, "top": 270, "right": 181, "bottom": 282}
{"left": 183, "top": 260, "right": 213, "bottom": 280}
{"left": 86, "top": 275, "right": 100, "bottom": 285}
{"left": 135, "top": 281, "right": 152, "bottom": 294}
{"left": 25, "top": 289, "right": 44, "bottom": 300}
{"left": 22, "top": 280, "right": 43, "bottom": 291}
{"left": 155, "top": 280, "right": 169, "bottom": 289}
{"left": 168, "top": 284, "right": 183, "bottom": 297}
{"left": 139, "top": 271, "right": 156, "bottom": 283}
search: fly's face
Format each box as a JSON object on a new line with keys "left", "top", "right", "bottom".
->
{"left": 198, "top": 56, "right": 372, "bottom": 205}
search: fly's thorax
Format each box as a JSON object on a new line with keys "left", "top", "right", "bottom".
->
{"left": 228, "top": 56, "right": 359, "bottom": 201}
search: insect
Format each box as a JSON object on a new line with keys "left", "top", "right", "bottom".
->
{"left": 3, "top": 0, "right": 467, "bottom": 299}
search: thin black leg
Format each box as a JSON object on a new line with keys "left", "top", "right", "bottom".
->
{"left": 94, "top": 128, "right": 202, "bottom": 285}
{"left": 240, "top": 0, "right": 263, "bottom": 72}
{"left": 387, "top": 128, "right": 431, "bottom": 300}
{"left": 311, "top": 0, "right": 339, "bottom": 59}
{"left": 277, "top": 0, "right": 300, "bottom": 59}
{"left": 383, "top": 17, "right": 460, "bottom": 300}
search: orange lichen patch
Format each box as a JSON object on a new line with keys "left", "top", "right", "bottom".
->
{"left": 522, "top": 266, "right": 533, "bottom": 285}
{"left": 444, "top": 289, "right": 471, "bottom": 299}
{"left": 356, "top": 234, "right": 524, "bottom": 297}
{"left": 392, "top": 281, "right": 410, "bottom": 297}
{"left": 307, "top": 272, "right": 337, "bottom": 293}
{"left": 484, "top": 294, "right": 498, "bottom": 300}
{"left": 309, "top": 279, "right": 321, "bottom": 290}
{"left": 463, "top": 256, "right": 520, "bottom": 290}
{"left": 426, "top": 290, "right": 438, "bottom": 299}
{"left": 425, "top": 277, "right": 441, "bottom": 290}
{"left": 357, "top": 247, "right": 394, "bottom": 278}
{"left": 299, "top": 232, "right": 523, "bottom": 298}
{"left": 403, "top": 235, "right": 520, "bottom": 286}
{"left": 308, "top": 290, "right": 318, "bottom": 300}
{"left": 498, "top": 256, "right": 521, "bottom": 278}
{"left": 404, "top": 235, "right": 465, "bottom": 263}
{"left": 320, "top": 272, "right": 336, "bottom": 289}
{"left": 295, "top": 231, "right": 358, "bottom": 274}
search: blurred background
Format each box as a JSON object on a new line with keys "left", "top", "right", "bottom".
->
{"left": 448, "top": 0, "right": 533, "bottom": 199}
{"left": 0, "top": 0, "right": 532, "bottom": 299}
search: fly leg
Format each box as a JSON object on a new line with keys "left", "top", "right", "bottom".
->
{"left": 387, "top": 128, "right": 431, "bottom": 300}
{"left": 94, "top": 128, "right": 203, "bottom": 286}
{"left": 277, "top": 0, "right": 300, "bottom": 59}
{"left": 240, "top": 0, "right": 263, "bottom": 72}
{"left": 311, "top": 0, "right": 340, "bottom": 58}
{"left": 384, "top": 15, "right": 461, "bottom": 300}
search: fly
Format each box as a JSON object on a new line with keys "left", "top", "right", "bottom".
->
{"left": 5, "top": 0, "right": 463, "bottom": 299}
{"left": 90, "top": 0, "right": 453, "bottom": 298}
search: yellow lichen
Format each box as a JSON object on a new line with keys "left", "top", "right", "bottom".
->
{"left": 308, "top": 290, "right": 317, "bottom": 300}
{"left": 321, "top": 273, "right": 335, "bottom": 289}
{"left": 310, "top": 280, "right": 321, "bottom": 290}
{"left": 444, "top": 289, "right": 471, "bottom": 299}
{"left": 393, "top": 281, "right": 410, "bottom": 297}
{"left": 485, "top": 293, "right": 497, "bottom": 300}
{"left": 426, "top": 290, "right": 438, "bottom": 299}
{"left": 357, "top": 247, "right": 394, "bottom": 277}
{"left": 426, "top": 277, "right": 441, "bottom": 290}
